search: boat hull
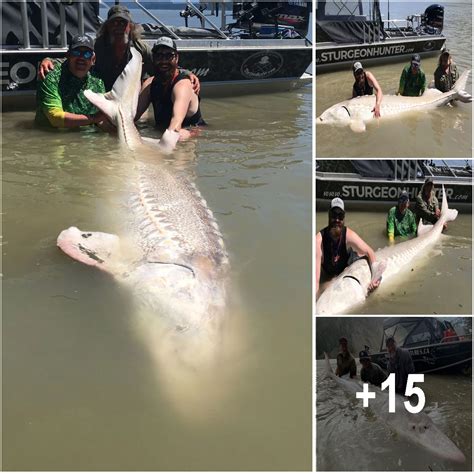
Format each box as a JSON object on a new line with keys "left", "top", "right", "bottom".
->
{"left": 1, "top": 39, "right": 312, "bottom": 109}
{"left": 316, "top": 36, "right": 446, "bottom": 73}
{"left": 371, "top": 340, "right": 472, "bottom": 375}
{"left": 316, "top": 173, "right": 472, "bottom": 212}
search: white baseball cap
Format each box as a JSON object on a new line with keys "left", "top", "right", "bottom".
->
{"left": 330, "top": 197, "right": 345, "bottom": 211}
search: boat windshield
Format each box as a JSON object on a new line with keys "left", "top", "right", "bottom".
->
{"left": 383, "top": 320, "right": 418, "bottom": 347}
{"left": 316, "top": 1, "right": 381, "bottom": 22}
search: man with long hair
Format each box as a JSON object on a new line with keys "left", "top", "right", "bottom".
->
{"left": 39, "top": 5, "right": 199, "bottom": 93}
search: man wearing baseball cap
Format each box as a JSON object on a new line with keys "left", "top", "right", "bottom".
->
{"left": 136, "top": 37, "right": 205, "bottom": 141}
{"left": 38, "top": 5, "right": 200, "bottom": 95}
{"left": 352, "top": 61, "right": 383, "bottom": 118}
{"left": 35, "top": 34, "right": 107, "bottom": 129}
{"left": 316, "top": 197, "right": 381, "bottom": 296}
{"left": 397, "top": 53, "right": 426, "bottom": 96}
{"left": 386, "top": 190, "right": 417, "bottom": 241}
{"left": 359, "top": 350, "right": 388, "bottom": 387}
{"left": 335, "top": 337, "right": 357, "bottom": 378}
{"left": 414, "top": 177, "right": 443, "bottom": 226}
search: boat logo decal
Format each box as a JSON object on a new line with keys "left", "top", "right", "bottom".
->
{"left": 423, "top": 41, "right": 435, "bottom": 51}
{"left": 241, "top": 51, "right": 283, "bottom": 79}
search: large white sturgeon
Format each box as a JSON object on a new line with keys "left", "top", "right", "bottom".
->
{"left": 57, "top": 49, "right": 231, "bottom": 416}
{"left": 316, "top": 186, "right": 458, "bottom": 315}
{"left": 317, "top": 70, "right": 472, "bottom": 132}
{"left": 324, "top": 354, "right": 466, "bottom": 463}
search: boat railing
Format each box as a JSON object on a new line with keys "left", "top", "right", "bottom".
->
{"left": 17, "top": 0, "right": 88, "bottom": 49}
{"left": 13, "top": 0, "right": 232, "bottom": 50}
{"left": 184, "top": 1, "right": 229, "bottom": 39}
{"left": 130, "top": 0, "right": 180, "bottom": 39}
{"left": 392, "top": 160, "right": 423, "bottom": 181}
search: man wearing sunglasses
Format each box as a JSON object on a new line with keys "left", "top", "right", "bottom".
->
{"left": 136, "top": 37, "right": 205, "bottom": 141}
{"left": 35, "top": 35, "right": 108, "bottom": 129}
{"left": 315, "top": 198, "right": 380, "bottom": 297}
{"left": 397, "top": 54, "right": 427, "bottom": 97}
{"left": 38, "top": 6, "right": 200, "bottom": 96}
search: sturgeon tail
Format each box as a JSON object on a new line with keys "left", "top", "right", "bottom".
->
{"left": 84, "top": 47, "right": 142, "bottom": 125}
{"left": 452, "top": 70, "right": 472, "bottom": 103}
{"left": 440, "top": 184, "right": 458, "bottom": 224}
{"left": 83, "top": 47, "right": 179, "bottom": 152}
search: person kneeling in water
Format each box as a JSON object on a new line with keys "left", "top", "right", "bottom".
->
{"left": 316, "top": 198, "right": 381, "bottom": 297}
{"left": 135, "top": 37, "right": 205, "bottom": 146}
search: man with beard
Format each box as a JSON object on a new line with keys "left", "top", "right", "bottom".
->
{"left": 336, "top": 337, "right": 356, "bottom": 378}
{"left": 136, "top": 37, "right": 205, "bottom": 141}
{"left": 434, "top": 50, "right": 459, "bottom": 93}
{"left": 414, "top": 178, "right": 441, "bottom": 225}
{"left": 315, "top": 198, "right": 381, "bottom": 296}
{"left": 38, "top": 5, "right": 199, "bottom": 94}
{"left": 386, "top": 336, "right": 414, "bottom": 395}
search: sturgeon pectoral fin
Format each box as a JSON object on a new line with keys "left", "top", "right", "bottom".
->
{"left": 372, "top": 260, "right": 386, "bottom": 283}
{"left": 350, "top": 120, "right": 366, "bottom": 133}
{"left": 57, "top": 226, "right": 120, "bottom": 272}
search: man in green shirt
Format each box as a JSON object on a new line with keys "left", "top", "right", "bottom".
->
{"left": 35, "top": 35, "right": 107, "bottom": 129}
{"left": 398, "top": 54, "right": 427, "bottom": 97}
{"left": 386, "top": 191, "right": 417, "bottom": 241}
{"left": 359, "top": 350, "right": 388, "bottom": 387}
{"left": 336, "top": 337, "right": 357, "bottom": 378}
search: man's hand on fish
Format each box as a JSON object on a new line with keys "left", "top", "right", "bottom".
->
{"left": 367, "top": 277, "right": 381, "bottom": 293}
{"left": 178, "top": 128, "right": 192, "bottom": 140}
{"left": 372, "top": 104, "right": 381, "bottom": 118}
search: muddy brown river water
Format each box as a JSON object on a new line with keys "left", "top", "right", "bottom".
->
{"left": 2, "top": 89, "right": 312, "bottom": 470}
{"left": 316, "top": 2, "right": 472, "bottom": 158}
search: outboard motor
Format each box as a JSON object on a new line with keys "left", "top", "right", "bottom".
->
{"left": 422, "top": 4, "right": 444, "bottom": 34}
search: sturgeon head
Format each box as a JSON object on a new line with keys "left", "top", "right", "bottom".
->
{"left": 317, "top": 101, "right": 353, "bottom": 126}
{"left": 387, "top": 409, "right": 466, "bottom": 463}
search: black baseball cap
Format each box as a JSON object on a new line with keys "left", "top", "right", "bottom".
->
{"left": 398, "top": 190, "right": 409, "bottom": 204}
{"left": 359, "top": 350, "right": 371, "bottom": 361}
{"left": 152, "top": 37, "right": 178, "bottom": 52}
{"left": 411, "top": 54, "right": 421, "bottom": 65}
{"left": 107, "top": 5, "right": 132, "bottom": 22}
{"left": 69, "top": 34, "right": 94, "bottom": 52}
